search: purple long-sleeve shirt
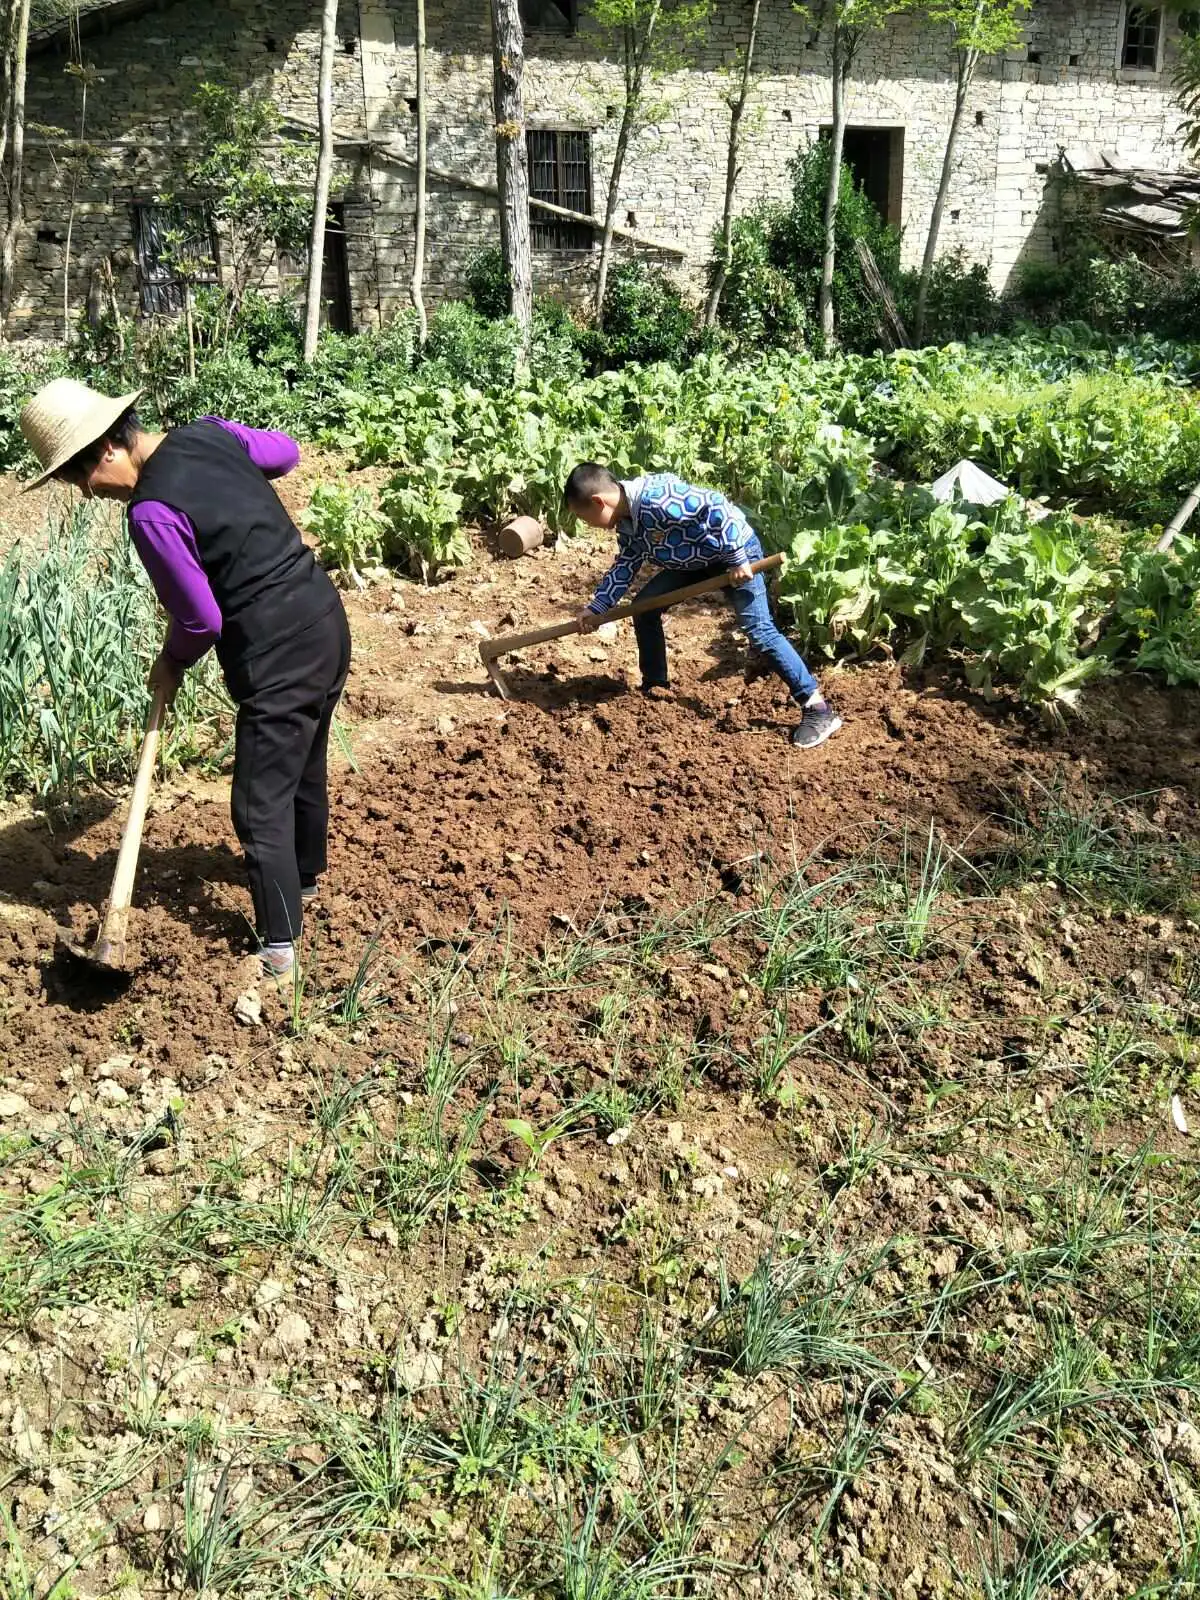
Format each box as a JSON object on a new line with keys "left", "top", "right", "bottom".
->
{"left": 128, "top": 418, "right": 301, "bottom": 667}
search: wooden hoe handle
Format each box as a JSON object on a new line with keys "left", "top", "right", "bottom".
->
{"left": 479, "top": 551, "right": 784, "bottom": 662}
{"left": 106, "top": 684, "right": 168, "bottom": 917}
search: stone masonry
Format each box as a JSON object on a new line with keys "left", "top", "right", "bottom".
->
{"left": 8, "top": 0, "right": 1190, "bottom": 338}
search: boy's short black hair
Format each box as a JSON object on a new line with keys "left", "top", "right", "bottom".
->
{"left": 563, "top": 461, "right": 620, "bottom": 508}
{"left": 58, "top": 406, "right": 143, "bottom": 482}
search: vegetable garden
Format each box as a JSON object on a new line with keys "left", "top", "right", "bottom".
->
{"left": 4, "top": 305, "right": 1200, "bottom": 1600}
{"left": 4, "top": 317, "right": 1200, "bottom": 801}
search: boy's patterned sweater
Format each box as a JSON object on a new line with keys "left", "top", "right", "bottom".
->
{"left": 585, "top": 474, "right": 757, "bottom": 615}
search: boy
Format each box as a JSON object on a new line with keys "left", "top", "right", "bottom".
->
{"left": 566, "top": 462, "right": 840, "bottom": 749}
{"left": 20, "top": 377, "right": 351, "bottom": 978}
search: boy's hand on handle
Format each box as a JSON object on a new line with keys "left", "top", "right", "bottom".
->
{"left": 576, "top": 607, "right": 602, "bottom": 634}
{"left": 728, "top": 562, "right": 755, "bottom": 587}
{"left": 148, "top": 649, "right": 183, "bottom": 708}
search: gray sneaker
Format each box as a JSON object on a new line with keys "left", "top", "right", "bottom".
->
{"left": 792, "top": 704, "right": 843, "bottom": 749}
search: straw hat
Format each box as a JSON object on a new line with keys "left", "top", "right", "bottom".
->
{"left": 20, "top": 377, "right": 143, "bottom": 489}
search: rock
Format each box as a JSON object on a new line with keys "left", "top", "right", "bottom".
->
{"left": 255, "top": 1278, "right": 286, "bottom": 1310}
{"left": 394, "top": 1346, "right": 443, "bottom": 1390}
{"left": 9, "top": 1405, "right": 44, "bottom": 1464}
{"left": 97, "top": 1054, "right": 136, "bottom": 1078}
{"left": 275, "top": 1313, "right": 312, "bottom": 1349}
{"left": 435, "top": 715, "right": 456, "bottom": 736}
{"left": 1165, "top": 1420, "right": 1200, "bottom": 1470}
{"left": 0, "top": 1093, "right": 29, "bottom": 1118}
{"left": 596, "top": 622, "right": 619, "bottom": 643}
{"left": 234, "top": 989, "right": 262, "bottom": 1027}
{"left": 96, "top": 1080, "right": 128, "bottom": 1106}
{"left": 666, "top": 1122, "right": 685, "bottom": 1146}
{"left": 143, "top": 1504, "right": 165, "bottom": 1532}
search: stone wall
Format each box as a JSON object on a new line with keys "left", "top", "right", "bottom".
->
{"left": 8, "top": 0, "right": 1190, "bottom": 339}
{"left": 15, "top": 0, "right": 371, "bottom": 338}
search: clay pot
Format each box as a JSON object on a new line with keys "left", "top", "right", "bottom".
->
{"left": 499, "top": 515, "right": 544, "bottom": 559}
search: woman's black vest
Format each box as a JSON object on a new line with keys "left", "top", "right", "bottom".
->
{"left": 128, "top": 421, "right": 337, "bottom": 671}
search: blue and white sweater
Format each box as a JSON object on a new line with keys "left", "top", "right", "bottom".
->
{"left": 585, "top": 474, "right": 757, "bottom": 615}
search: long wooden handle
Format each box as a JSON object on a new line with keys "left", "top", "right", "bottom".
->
{"left": 480, "top": 552, "right": 784, "bottom": 661}
{"left": 105, "top": 685, "right": 167, "bottom": 916}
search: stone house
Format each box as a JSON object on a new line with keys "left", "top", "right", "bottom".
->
{"left": 8, "top": 0, "right": 1193, "bottom": 339}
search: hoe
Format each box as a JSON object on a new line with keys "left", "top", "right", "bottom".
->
{"left": 56, "top": 684, "right": 168, "bottom": 980}
{"left": 479, "top": 552, "right": 784, "bottom": 699}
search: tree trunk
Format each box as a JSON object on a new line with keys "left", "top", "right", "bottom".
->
{"left": 0, "top": 0, "right": 32, "bottom": 339}
{"left": 490, "top": 0, "right": 532, "bottom": 349}
{"left": 596, "top": 1, "right": 659, "bottom": 326}
{"left": 63, "top": 60, "right": 90, "bottom": 343}
{"left": 914, "top": 48, "right": 976, "bottom": 345}
{"left": 819, "top": 20, "right": 846, "bottom": 345}
{"left": 0, "top": 6, "right": 13, "bottom": 190}
{"left": 705, "top": 0, "right": 761, "bottom": 327}
{"left": 410, "top": 0, "right": 428, "bottom": 343}
{"left": 303, "top": 0, "right": 338, "bottom": 362}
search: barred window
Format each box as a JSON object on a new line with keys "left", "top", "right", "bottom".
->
{"left": 131, "top": 202, "right": 218, "bottom": 315}
{"left": 1122, "top": 5, "right": 1162, "bottom": 69}
{"left": 527, "top": 129, "right": 593, "bottom": 251}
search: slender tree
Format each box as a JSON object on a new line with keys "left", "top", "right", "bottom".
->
{"left": 62, "top": 50, "right": 101, "bottom": 343}
{"left": 489, "top": 0, "right": 532, "bottom": 350}
{"left": 809, "top": 0, "right": 909, "bottom": 344}
{"left": 410, "top": 0, "right": 428, "bottom": 343}
{"left": 303, "top": 0, "right": 338, "bottom": 361}
{"left": 705, "top": 0, "right": 762, "bottom": 327}
{"left": 591, "top": 0, "right": 708, "bottom": 325}
{"left": 914, "top": 0, "right": 1027, "bottom": 343}
{"left": 0, "top": 0, "right": 32, "bottom": 338}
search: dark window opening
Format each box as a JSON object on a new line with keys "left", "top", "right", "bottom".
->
{"left": 276, "top": 202, "right": 353, "bottom": 334}
{"left": 527, "top": 129, "right": 593, "bottom": 250}
{"left": 975, "top": 109, "right": 984, "bottom": 125}
{"left": 405, "top": 96, "right": 418, "bottom": 114}
{"left": 819, "top": 125, "right": 905, "bottom": 229}
{"left": 342, "top": 34, "right": 357, "bottom": 54}
{"left": 37, "top": 228, "right": 62, "bottom": 244}
{"left": 1027, "top": 47, "right": 1042, "bottom": 62}
{"left": 519, "top": 0, "right": 576, "bottom": 31}
{"left": 132, "top": 201, "right": 217, "bottom": 315}
{"left": 264, "top": 34, "right": 276, "bottom": 51}
{"left": 1123, "top": 5, "right": 1161, "bottom": 68}
{"left": 1069, "top": 52, "right": 1080, "bottom": 64}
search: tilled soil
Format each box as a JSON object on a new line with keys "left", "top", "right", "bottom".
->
{"left": 5, "top": 531, "right": 1200, "bottom": 1599}
{"left": 1, "top": 610, "right": 1197, "bottom": 1099}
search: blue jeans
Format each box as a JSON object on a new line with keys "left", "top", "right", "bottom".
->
{"left": 632, "top": 537, "right": 818, "bottom": 700}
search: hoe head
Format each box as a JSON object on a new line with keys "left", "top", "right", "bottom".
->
{"left": 54, "top": 905, "right": 135, "bottom": 985}
{"left": 479, "top": 641, "right": 511, "bottom": 701}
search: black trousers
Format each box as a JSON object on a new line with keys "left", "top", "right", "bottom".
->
{"left": 223, "top": 601, "right": 351, "bottom": 946}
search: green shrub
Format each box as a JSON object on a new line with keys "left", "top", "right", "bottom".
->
{"left": 418, "top": 301, "right": 520, "bottom": 389}
{"left": 711, "top": 211, "right": 808, "bottom": 351}
{"left": 161, "top": 348, "right": 296, "bottom": 430}
{"left": 227, "top": 289, "right": 304, "bottom": 370}
{"left": 466, "top": 246, "right": 511, "bottom": 320}
{"left": 899, "top": 249, "right": 1004, "bottom": 347}
{"left": 0, "top": 346, "right": 71, "bottom": 474}
{"left": 597, "top": 261, "right": 699, "bottom": 368}
{"left": 708, "top": 141, "right": 902, "bottom": 355}
{"left": 768, "top": 140, "right": 902, "bottom": 354}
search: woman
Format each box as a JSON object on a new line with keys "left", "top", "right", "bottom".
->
{"left": 21, "top": 377, "right": 351, "bottom": 978}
